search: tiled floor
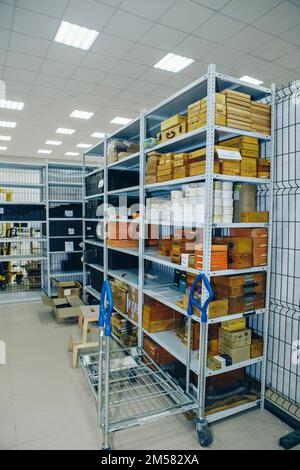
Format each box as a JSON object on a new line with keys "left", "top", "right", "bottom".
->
{"left": 0, "top": 300, "right": 298, "bottom": 450}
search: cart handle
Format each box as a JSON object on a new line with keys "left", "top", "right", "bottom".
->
{"left": 187, "top": 273, "right": 213, "bottom": 323}
{"left": 98, "top": 280, "right": 114, "bottom": 337}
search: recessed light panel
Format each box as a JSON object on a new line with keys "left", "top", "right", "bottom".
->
{"left": 0, "top": 121, "right": 17, "bottom": 128}
{"left": 239, "top": 75, "right": 264, "bottom": 86}
{"left": 154, "top": 53, "right": 194, "bottom": 73}
{"left": 70, "top": 110, "right": 94, "bottom": 120}
{"left": 56, "top": 128, "right": 75, "bottom": 135}
{"left": 91, "top": 132, "right": 105, "bottom": 138}
{"left": 77, "top": 143, "right": 92, "bottom": 148}
{"left": 110, "top": 117, "right": 132, "bottom": 125}
{"left": 0, "top": 135, "right": 11, "bottom": 141}
{"left": 65, "top": 152, "right": 79, "bottom": 156}
{"left": 38, "top": 149, "right": 52, "bottom": 154}
{"left": 0, "top": 146, "right": 7, "bottom": 151}
{"left": 0, "top": 100, "right": 24, "bottom": 110}
{"left": 46, "top": 140, "right": 62, "bottom": 146}
{"left": 55, "top": 21, "right": 99, "bottom": 50}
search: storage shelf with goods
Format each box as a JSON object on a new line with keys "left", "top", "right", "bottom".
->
{"left": 44, "top": 162, "right": 85, "bottom": 298}
{"left": 0, "top": 162, "right": 47, "bottom": 302}
{"left": 80, "top": 63, "right": 274, "bottom": 443}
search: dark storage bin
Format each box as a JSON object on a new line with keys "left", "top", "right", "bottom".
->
{"left": 85, "top": 197, "right": 103, "bottom": 219}
{"left": 0, "top": 204, "right": 45, "bottom": 221}
{"left": 49, "top": 238, "right": 83, "bottom": 252}
{"left": 85, "top": 170, "right": 104, "bottom": 197}
{"left": 108, "top": 169, "right": 139, "bottom": 192}
{"left": 90, "top": 266, "right": 103, "bottom": 293}
{"left": 108, "top": 251, "right": 138, "bottom": 270}
{"left": 61, "top": 253, "right": 82, "bottom": 271}
{"left": 85, "top": 246, "right": 103, "bottom": 266}
{"left": 47, "top": 220, "right": 82, "bottom": 237}
{"left": 49, "top": 203, "right": 82, "bottom": 219}
{"left": 85, "top": 220, "right": 104, "bottom": 241}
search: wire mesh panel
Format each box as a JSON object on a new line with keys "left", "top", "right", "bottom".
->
{"left": 266, "top": 84, "right": 300, "bottom": 418}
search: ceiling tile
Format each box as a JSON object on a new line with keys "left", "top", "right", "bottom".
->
{"left": 63, "top": 0, "right": 115, "bottom": 31}
{"left": 141, "top": 24, "right": 187, "bottom": 50}
{"left": 225, "top": 26, "right": 273, "bottom": 53}
{"left": 230, "top": 54, "right": 269, "bottom": 73}
{"left": 81, "top": 52, "right": 119, "bottom": 72}
{"left": 195, "top": 13, "right": 245, "bottom": 42}
{"left": 3, "top": 66, "right": 37, "bottom": 84}
{"left": 9, "top": 31, "right": 50, "bottom": 57}
{"left": 0, "top": 3, "right": 14, "bottom": 29}
{"left": 47, "top": 43, "right": 86, "bottom": 65}
{"left": 281, "top": 23, "right": 300, "bottom": 46}
{"left": 6, "top": 51, "right": 43, "bottom": 72}
{"left": 201, "top": 45, "right": 243, "bottom": 66}
{"left": 120, "top": 0, "right": 176, "bottom": 21}
{"left": 0, "top": 29, "right": 10, "bottom": 50}
{"left": 92, "top": 84, "right": 120, "bottom": 98}
{"left": 275, "top": 47, "right": 300, "bottom": 68}
{"left": 117, "top": 89, "right": 147, "bottom": 103}
{"left": 100, "top": 73, "right": 133, "bottom": 89}
{"left": 192, "top": 0, "right": 231, "bottom": 10}
{"left": 220, "top": 0, "right": 281, "bottom": 23}
{"left": 30, "top": 84, "right": 60, "bottom": 98}
{"left": 138, "top": 67, "right": 171, "bottom": 85}
{"left": 16, "top": 0, "right": 68, "bottom": 17}
{"left": 40, "top": 59, "right": 76, "bottom": 78}
{"left": 173, "top": 35, "right": 217, "bottom": 60}
{"left": 64, "top": 79, "right": 95, "bottom": 94}
{"left": 125, "top": 44, "right": 164, "bottom": 66}
{"left": 91, "top": 32, "right": 134, "bottom": 58}
{"left": 152, "top": 84, "right": 178, "bottom": 99}
{"left": 180, "top": 60, "right": 208, "bottom": 78}
{"left": 35, "top": 73, "right": 67, "bottom": 89}
{"left": 252, "top": 38, "right": 298, "bottom": 61}
{"left": 159, "top": 0, "right": 214, "bottom": 33}
{"left": 71, "top": 67, "right": 106, "bottom": 84}
{"left": 254, "top": 1, "right": 300, "bottom": 35}
{"left": 165, "top": 73, "right": 196, "bottom": 89}
{"left": 110, "top": 59, "right": 148, "bottom": 78}
{"left": 104, "top": 10, "right": 153, "bottom": 41}
{"left": 13, "top": 7, "right": 59, "bottom": 40}
{"left": 125, "top": 79, "right": 158, "bottom": 94}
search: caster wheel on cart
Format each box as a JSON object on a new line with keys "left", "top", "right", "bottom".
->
{"left": 197, "top": 427, "right": 213, "bottom": 448}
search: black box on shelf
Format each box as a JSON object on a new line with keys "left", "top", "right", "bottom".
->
{"left": 85, "top": 170, "right": 104, "bottom": 197}
{"left": 50, "top": 238, "right": 83, "bottom": 252}
{"left": 85, "top": 197, "right": 104, "bottom": 219}
{"left": 49, "top": 203, "right": 82, "bottom": 219}
{"left": 48, "top": 220, "right": 83, "bottom": 237}
{"left": 107, "top": 169, "right": 139, "bottom": 192}
{"left": 61, "top": 253, "right": 82, "bottom": 271}
{"left": 85, "top": 246, "right": 103, "bottom": 266}
{"left": 90, "top": 266, "right": 104, "bottom": 293}
{"left": 0, "top": 205, "right": 45, "bottom": 221}
{"left": 108, "top": 251, "right": 138, "bottom": 270}
{"left": 85, "top": 220, "right": 104, "bottom": 241}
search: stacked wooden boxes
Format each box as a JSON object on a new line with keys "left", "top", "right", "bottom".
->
{"left": 181, "top": 321, "right": 200, "bottom": 350}
{"left": 188, "top": 93, "right": 226, "bottom": 132}
{"left": 171, "top": 230, "right": 196, "bottom": 265}
{"left": 250, "top": 333, "right": 264, "bottom": 358}
{"left": 258, "top": 159, "right": 271, "bottom": 179}
{"left": 173, "top": 153, "right": 189, "bottom": 179}
{"left": 218, "top": 327, "right": 251, "bottom": 364}
{"left": 144, "top": 336, "right": 176, "bottom": 365}
{"left": 158, "top": 238, "right": 173, "bottom": 256}
{"left": 107, "top": 221, "right": 139, "bottom": 248}
{"left": 188, "top": 148, "right": 220, "bottom": 177}
{"left": 221, "top": 135, "right": 260, "bottom": 177}
{"left": 240, "top": 211, "right": 269, "bottom": 223}
{"left": 143, "top": 298, "right": 178, "bottom": 333}
{"left": 194, "top": 244, "right": 228, "bottom": 271}
{"left": 157, "top": 114, "right": 187, "bottom": 143}
{"left": 127, "top": 285, "right": 139, "bottom": 323}
{"left": 111, "top": 279, "right": 128, "bottom": 314}
{"left": 212, "top": 273, "right": 266, "bottom": 315}
{"left": 157, "top": 153, "right": 174, "bottom": 183}
{"left": 231, "top": 228, "right": 268, "bottom": 267}
{"left": 145, "top": 151, "right": 161, "bottom": 184}
{"left": 251, "top": 102, "right": 271, "bottom": 135}
{"left": 222, "top": 89, "right": 251, "bottom": 131}
{"left": 213, "top": 235, "right": 253, "bottom": 269}
{"left": 215, "top": 145, "right": 241, "bottom": 176}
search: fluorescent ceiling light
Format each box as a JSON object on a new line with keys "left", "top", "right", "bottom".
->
{"left": 0, "top": 135, "right": 11, "bottom": 141}
{"left": 54, "top": 21, "right": 99, "bottom": 50}
{"left": 0, "top": 121, "right": 17, "bottom": 128}
{"left": 91, "top": 132, "right": 105, "bottom": 138}
{"left": 154, "top": 53, "right": 194, "bottom": 73}
{"left": 38, "top": 149, "right": 52, "bottom": 154}
{"left": 239, "top": 75, "right": 264, "bottom": 86}
{"left": 110, "top": 117, "right": 132, "bottom": 125}
{"left": 65, "top": 152, "right": 79, "bottom": 156}
{"left": 56, "top": 127, "right": 75, "bottom": 135}
{"left": 0, "top": 146, "right": 7, "bottom": 151}
{"left": 77, "top": 143, "right": 92, "bottom": 148}
{"left": 46, "top": 140, "right": 62, "bottom": 146}
{"left": 70, "top": 109, "right": 94, "bottom": 120}
{"left": 0, "top": 99, "right": 24, "bottom": 110}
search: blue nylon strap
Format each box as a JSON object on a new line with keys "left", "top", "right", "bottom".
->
{"left": 187, "top": 273, "right": 214, "bottom": 323}
{"left": 98, "top": 280, "right": 114, "bottom": 337}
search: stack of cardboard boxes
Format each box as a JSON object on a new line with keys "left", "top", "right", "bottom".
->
{"left": 258, "top": 159, "right": 271, "bottom": 178}
{"left": 231, "top": 228, "right": 268, "bottom": 267}
{"left": 213, "top": 236, "right": 253, "bottom": 270}
{"left": 107, "top": 221, "right": 139, "bottom": 248}
{"left": 173, "top": 153, "right": 189, "bottom": 179}
{"left": 219, "top": 324, "right": 252, "bottom": 364}
{"left": 157, "top": 115, "right": 187, "bottom": 144}
{"left": 223, "top": 89, "right": 251, "bottom": 131}
{"left": 171, "top": 230, "right": 196, "bottom": 265}
{"left": 251, "top": 102, "right": 271, "bottom": 135}
{"left": 143, "top": 298, "right": 180, "bottom": 333}
{"left": 195, "top": 244, "right": 228, "bottom": 271}
{"left": 188, "top": 93, "right": 226, "bottom": 132}
{"left": 145, "top": 151, "right": 160, "bottom": 184}
{"left": 220, "top": 135, "right": 260, "bottom": 178}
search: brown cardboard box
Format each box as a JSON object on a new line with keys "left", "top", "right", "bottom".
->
{"left": 233, "top": 184, "right": 257, "bottom": 223}
{"left": 54, "top": 280, "right": 82, "bottom": 299}
{"left": 114, "top": 282, "right": 128, "bottom": 314}
{"left": 230, "top": 228, "right": 268, "bottom": 238}
{"left": 219, "top": 328, "right": 252, "bottom": 349}
{"left": 161, "top": 115, "right": 187, "bottom": 132}
{"left": 157, "top": 122, "right": 187, "bottom": 143}
{"left": 221, "top": 317, "right": 247, "bottom": 332}
{"left": 220, "top": 160, "right": 240, "bottom": 176}
{"left": 143, "top": 300, "right": 176, "bottom": 333}
{"left": 251, "top": 334, "right": 264, "bottom": 358}
{"left": 241, "top": 157, "right": 257, "bottom": 177}
{"left": 228, "top": 253, "right": 252, "bottom": 269}
{"left": 213, "top": 236, "right": 253, "bottom": 255}
{"left": 144, "top": 336, "right": 176, "bottom": 365}
{"left": 145, "top": 174, "right": 157, "bottom": 184}
{"left": 189, "top": 160, "right": 220, "bottom": 176}
{"left": 220, "top": 345, "right": 251, "bottom": 364}
{"left": 53, "top": 296, "right": 84, "bottom": 322}
{"left": 208, "top": 298, "right": 229, "bottom": 319}
{"left": 241, "top": 211, "right": 269, "bottom": 223}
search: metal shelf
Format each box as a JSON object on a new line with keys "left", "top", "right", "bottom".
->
{"left": 0, "top": 182, "right": 45, "bottom": 188}
{"left": 107, "top": 185, "right": 140, "bottom": 196}
{"left": 214, "top": 174, "right": 271, "bottom": 185}
{"left": 0, "top": 201, "right": 46, "bottom": 206}
{"left": 84, "top": 262, "right": 103, "bottom": 273}
{"left": 0, "top": 237, "right": 46, "bottom": 243}
{"left": 49, "top": 235, "right": 82, "bottom": 239}
{"left": 113, "top": 305, "right": 138, "bottom": 327}
{"left": 85, "top": 285, "right": 100, "bottom": 301}
{"left": 0, "top": 254, "right": 46, "bottom": 261}
{"left": 208, "top": 308, "right": 265, "bottom": 325}
{"left": 212, "top": 223, "right": 270, "bottom": 229}
{"left": 107, "top": 244, "right": 139, "bottom": 257}
{"left": 215, "top": 125, "right": 271, "bottom": 142}
{"left": 49, "top": 218, "right": 83, "bottom": 221}
{"left": 48, "top": 181, "right": 82, "bottom": 187}
{"left": 85, "top": 167, "right": 103, "bottom": 178}
{"left": 50, "top": 270, "right": 85, "bottom": 278}
{"left": 147, "top": 126, "right": 207, "bottom": 154}
{"left": 107, "top": 268, "right": 138, "bottom": 288}
{"left": 107, "top": 152, "right": 140, "bottom": 170}
{"left": 206, "top": 357, "right": 264, "bottom": 377}
{"left": 49, "top": 200, "right": 81, "bottom": 204}
{"left": 84, "top": 193, "right": 104, "bottom": 200}
{"left": 0, "top": 220, "right": 46, "bottom": 224}
{"left": 49, "top": 250, "right": 82, "bottom": 254}
{"left": 84, "top": 239, "right": 104, "bottom": 248}
{"left": 145, "top": 174, "right": 206, "bottom": 191}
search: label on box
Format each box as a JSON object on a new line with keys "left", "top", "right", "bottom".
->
{"left": 217, "top": 149, "right": 241, "bottom": 160}
{"left": 68, "top": 228, "right": 75, "bottom": 235}
{"left": 98, "top": 179, "right": 104, "bottom": 189}
{"left": 65, "top": 241, "right": 74, "bottom": 252}
{"left": 0, "top": 208, "right": 4, "bottom": 214}
{"left": 65, "top": 210, "right": 73, "bottom": 217}
{"left": 64, "top": 289, "right": 71, "bottom": 296}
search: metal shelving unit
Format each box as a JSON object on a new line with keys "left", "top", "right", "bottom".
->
{"left": 0, "top": 161, "right": 47, "bottom": 303}
{"left": 81, "top": 64, "right": 275, "bottom": 443}
{"left": 44, "top": 162, "right": 85, "bottom": 296}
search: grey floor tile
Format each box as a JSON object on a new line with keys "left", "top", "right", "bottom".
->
{"left": 0, "top": 394, "right": 17, "bottom": 450}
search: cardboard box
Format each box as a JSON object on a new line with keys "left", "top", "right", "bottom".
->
{"left": 189, "top": 161, "right": 220, "bottom": 176}
{"left": 219, "top": 345, "right": 251, "bottom": 364}
{"left": 251, "top": 334, "right": 264, "bottom": 358}
{"left": 221, "top": 317, "right": 247, "bottom": 332}
{"left": 213, "top": 236, "right": 253, "bottom": 255}
{"left": 161, "top": 115, "right": 187, "bottom": 132}
{"left": 207, "top": 355, "right": 226, "bottom": 371}
{"left": 220, "top": 160, "right": 240, "bottom": 176}
{"left": 228, "top": 253, "right": 252, "bottom": 269}
{"left": 144, "top": 336, "right": 176, "bottom": 365}
{"left": 54, "top": 280, "right": 82, "bottom": 299}
{"left": 53, "top": 296, "right": 84, "bottom": 322}
{"left": 143, "top": 301, "right": 176, "bottom": 333}
{"left": 219, "top": 328, "right": 251, "bottom": 348}
{"left": 157, "top": 122, "right": 187, "bottom": 143}
{"left": 145, "top": 174, "right": 157, "bottom": 184}
{"left": 241, "top": 157, "right": 257, "bottom": 177}
{"left": 208, "top": 298, "right": 228, "bottom": 319}
{"left": 230, "top": 228, "right": 268, "bottom": 238}
{"left": 241, "top": 211, "right": 269, "bottom": 223}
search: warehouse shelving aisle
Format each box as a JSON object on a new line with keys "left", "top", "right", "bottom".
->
{"left": 81, "top": 64, "right": 275, "bottom": 446}
{"left": 0, "top": 161, "right": 47, "bottom": 304}
{"left": 44, "top": 162, "right": 85, "bottom": 297}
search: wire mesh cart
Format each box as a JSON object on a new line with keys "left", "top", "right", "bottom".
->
{"left": 80, "top": 274, "right": 214, "bottom": 450}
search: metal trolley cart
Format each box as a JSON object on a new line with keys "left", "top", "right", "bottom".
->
{"left": 80, "top": 274, "right": 213, "bottom": 450}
